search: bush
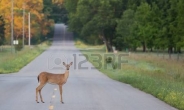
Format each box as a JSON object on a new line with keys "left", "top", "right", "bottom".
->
{"left": 112, "top": 62, "right": 118, "bottom": 69}
{"left": 15, "top": 40, "right": 23, "bottom": 51}
{"left": 105, "top": 57, "right": 113, "bottom": 63}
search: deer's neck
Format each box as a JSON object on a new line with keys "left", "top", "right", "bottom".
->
{"left": 63, "top": 70, "right": 69, "bottom": 79}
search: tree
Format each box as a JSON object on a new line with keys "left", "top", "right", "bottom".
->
{"left": 0, "top": 15, "right": 5, "bottom": 46}
{"left": 177, "top": 0, "right": 184, "bottom": 42}
{"left": 116, "top": 9, "right": 138, "bottom": 51}
{"left": 0, "top": 0, "right": 55, "bottom": 45}
{"left": 65, "top": 0, "right": 124, "bottom": 52}
{"left": 134, "top": 2, "right": 153, "bottom": 52}
{"left": 174, "top": 0, "right": 184, "bottom": 53}
{"left": 146, "top": 2, "right": 161, "bottom": 51}
{"left": 64, "top": 0, "right": 184, "bottom": 54}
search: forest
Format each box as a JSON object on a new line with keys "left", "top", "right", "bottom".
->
{"left": 1, "top": 0, "right": 184, "bottom": 53}
{"left": 0, "top": 0, "right": 66, "bottom": 48}
{"left": 65, "top": 0, "right": 184, "bottom": 53}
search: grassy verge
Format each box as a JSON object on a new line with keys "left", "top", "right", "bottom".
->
{"left": 0, "top": 41, "right": 51, "bottom": 74}
{"left": 75, "top": 40, "right": 184, "bottom": 110}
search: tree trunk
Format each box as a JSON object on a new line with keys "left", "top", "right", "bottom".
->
{"left": 177, "top": 47, "right": 181, "bottom": 53}
{"left": 107, "top": 39, "right": 113, "bottom": 52}
{"left": 150, "top": 47, "right": 153, "bottom": 52}
{"left": 168, "top": 47, "right": 173, "bottom": 53}
{"left": 174, "top": 47, "right": 177, "bottom": 53}
{"left": 104, "top": 37, "right": 113, "bottom": 52}
{"left": 168, "top": 46, "right": 173, "bottom": 59}
{"left": 142, "top": 42, "right": 146, "bottom": 52}
{"left": 99, "top": 33, "right": 113, "bottom": 52}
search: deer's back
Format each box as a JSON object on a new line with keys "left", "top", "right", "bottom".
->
{"left": 38, "top": 72, "right": 65, "bottom": 85}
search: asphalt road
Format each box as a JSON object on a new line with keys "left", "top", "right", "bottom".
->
{"left": 0, "top": 24, "right": 177, "bottom": 110}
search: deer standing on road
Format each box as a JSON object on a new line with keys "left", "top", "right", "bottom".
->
{"left": 36, "top": 62, "right": 73, "bottom": 103}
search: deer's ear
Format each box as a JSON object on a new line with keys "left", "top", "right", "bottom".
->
{"left": 63, "top": 62, "right": 66, "bottom": 66}
{"left": 70, "top": 62, "right": 73, "bottom": 65}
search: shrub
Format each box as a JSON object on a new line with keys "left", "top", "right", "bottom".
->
{"left": 112, "top": 62, "right": 118, "bottom": 69}
{"left": 105, "top": 57, "right": 113, "bottom": 63}
{"left": 15, "top": 40, "right": 23, "bottom": 51}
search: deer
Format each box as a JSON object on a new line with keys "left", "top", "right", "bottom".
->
{"left": 36, "top": 62, "right": 73, "bottom": 104}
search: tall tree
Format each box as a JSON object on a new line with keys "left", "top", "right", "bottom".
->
{"left": 175, "top": 0, "right": 184, "bottom": 53}
{"left": 0, "top": 15, "right": 5, "bottom": 46}
{"left": 116, "top": 9, "right": 138, "bottom": 51}
{"left": 65, "top": 0, "right": 124, "bottom": 52}
{"left": 0, "top": 0, "right": 55, "bottom": 45}
{"left": 64, "top": 0, "right": 184, "bottom": 53}
{"left": 134, "top": 2, "right": 152, "bottom": 52}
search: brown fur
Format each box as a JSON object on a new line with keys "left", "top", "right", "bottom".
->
{"left": 36, "top": 62, "right": 73, "bottom": 103}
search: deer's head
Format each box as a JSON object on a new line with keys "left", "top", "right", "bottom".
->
{"left": 63, "top": 62, "right": 73, "bottom": 70}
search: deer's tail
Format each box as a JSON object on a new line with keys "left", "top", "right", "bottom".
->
{"left": 37, "top": 75, "right": 39, "bottom": 83}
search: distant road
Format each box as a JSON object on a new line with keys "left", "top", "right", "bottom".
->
{"left": 0, "top": 24, "right": 177, "bottom": 110}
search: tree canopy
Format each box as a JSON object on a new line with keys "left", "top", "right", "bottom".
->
{"left": 0, "top": 0, "right": 64, "bottom": 45}
{"left": 0, "top": 15, "right": 5, "bottom": 46}
{"left": 65, "top": 0, "right": 184, "bottom": 53}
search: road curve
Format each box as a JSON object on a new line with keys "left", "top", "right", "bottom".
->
{"left": 0, "top": 24, "right": 177, "bottom": 110}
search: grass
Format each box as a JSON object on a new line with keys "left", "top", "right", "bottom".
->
{"left": 75, "top": 40, "right": 184, "bottom": 110}
{"left": 0, "top": 41, "right": 51, "bottom": 74}
{"left": 75, "top": 38, "right": 105, "bottom": 50}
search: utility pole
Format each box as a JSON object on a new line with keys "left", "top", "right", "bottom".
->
{"left": 28, "top": 12, "right": 31, "bottom": 47}
{"left": 11, "top": 0, "right": 14, "bottom": 53}
{"left": 22, "top": 3, "right": 25, "bottom": 48}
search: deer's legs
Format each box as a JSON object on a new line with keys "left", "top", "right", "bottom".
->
{"left": 39, "top": 90, "right": 44, "bottom": 103}
{"left": 59, "top": 85, "right": 64, "bottom": 104}
{"left": 36, "top": 84, "right": 45, "bottom": 103}
{"left": 36, "top": 87, "right": 39, "bottom": 103}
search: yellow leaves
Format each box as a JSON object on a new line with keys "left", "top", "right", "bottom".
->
{"left": 0, "top": 0, "right": 11, "bottom": 12}
{"left": 14, "top": 16, "right": 23, "bottom": 30}
{"left": 41, "top": 20, "right": 54, "bottom": 36}
{"left": 0, "top": 0, "right": 54, "bottom": 40}
{"left": 42, "top": 29, "right": 49, "bottom": 36}
{"left": 14, "top": 16, "right": 22, "bottom": 26}
{"left": 26, "top": 0, "right": 43, "bottom": 12}
{"left": 14, "top": 0, "right": 24, "bottom": 9}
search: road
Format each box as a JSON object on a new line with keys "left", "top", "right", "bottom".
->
{"left": 0, "top": 24, "right": 177, "bottom": 110}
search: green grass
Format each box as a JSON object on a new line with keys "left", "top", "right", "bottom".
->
{"left": 0, "top": 41, "right": 51, "bottom": 74}
{"left": 75, "top": 38, "right": 105, "bottom": 50}
{"left": 75, "top": 40, "right": 184, "bottom": 110}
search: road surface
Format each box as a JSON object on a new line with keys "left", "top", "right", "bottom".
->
{"left": 0, "top": 24, "right": 177, "bottom": 110}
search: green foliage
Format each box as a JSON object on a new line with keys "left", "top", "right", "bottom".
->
{"left": 65, "top": 0, "right": 184, "bottom": 52}
{"left": 65, "top": 0, "right": 124, "bottom": 52}
{"left": 116, "top": 9, "right": 138, "bottom": 50}
{"left": 40, "top": 0, "right": 67, "bottom": 23}
{"left": 134, "top": 2, "right": 152, "bottom": 52}
{"left": 105, "top": 57, "right": 113, "bottom": 63}
{"left": 0, "top": 15, "right": 5, "bottom": 46}
{"left": 15, "top": 39, "right": 23, "bottom": 51}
